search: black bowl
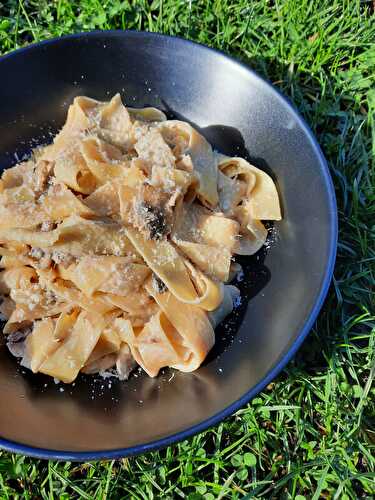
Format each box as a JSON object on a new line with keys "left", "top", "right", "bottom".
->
{"left": 0, "top": 31, "right": 337, "bottom": 460}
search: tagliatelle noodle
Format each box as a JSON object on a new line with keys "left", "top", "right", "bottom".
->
{"left": 0, "top": 93, "right": 281, "bottom": 383}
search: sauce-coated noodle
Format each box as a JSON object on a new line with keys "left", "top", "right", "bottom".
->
{"left": 0, "top": 94, "right": 281, "bottom": 383}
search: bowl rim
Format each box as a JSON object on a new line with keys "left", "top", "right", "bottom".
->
{"left": 0, "top": 29, "right": 338, "bottom": 461}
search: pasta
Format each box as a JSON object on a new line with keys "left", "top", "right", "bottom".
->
{"left": 0, "top": 94, "right": 281, "bottom": 383}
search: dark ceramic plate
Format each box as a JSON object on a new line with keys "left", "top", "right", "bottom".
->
{"left": 0, "top": 31, "right": 337, "bottom": 460}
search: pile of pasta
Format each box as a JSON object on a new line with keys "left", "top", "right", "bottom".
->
{"left": 0, "top": 94, "right": 281, "bottom": 383}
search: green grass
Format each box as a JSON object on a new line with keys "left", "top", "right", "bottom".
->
{"left": 0, "top": 0, "right": 374, "bottom": 498}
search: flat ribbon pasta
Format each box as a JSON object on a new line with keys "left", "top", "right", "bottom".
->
{"left": 24, "top": 318, "right": 57, "bottom": 372}
{"left": 208, "top": 285, "right": 240, "bottom": 327}
{"left": 54, "top": 149, "right": 96, "bottom": 194}
{"left": 124, "top": 226, "right": 199, "bottom": 303}
{"left": 160, "top": 120, "right": 219, "bottom": 207}
{"left": 0, "top": 215, "right": 133, "bottom": 257}
{"left": 39, "top": 310, "right": 106, "bottom": 383}
{"left": 128, "top": 107, "right": 167, "bottom": 122}
{"left": 233, "top": 206, "right": 268, "bottom": 255}
{"left": 0, "top": 93, "right": 281, "bottom": 383}
{"left": 172, "top": 202, "right": 239, "bottom": 281}
{"left": 217, "top": 156, "right": 281, "bottom": 255}
{"left": 219, "top": 156, "right": 281, "bottom": 220}
{"left": 81, "top": 137, "right": 129, "bottom": 184}
{"left": 84, "top": 181, "right": 120, "bottom": 216}
{"left": 58, "top": 256, "right": 150, "bottom": 297}
{"left": 145, "top": 279, "right": 215, "bottom": 373}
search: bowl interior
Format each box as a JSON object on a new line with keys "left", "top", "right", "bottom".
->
{"left": 0, "top": 32, "right": 336, "bottom": 459}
